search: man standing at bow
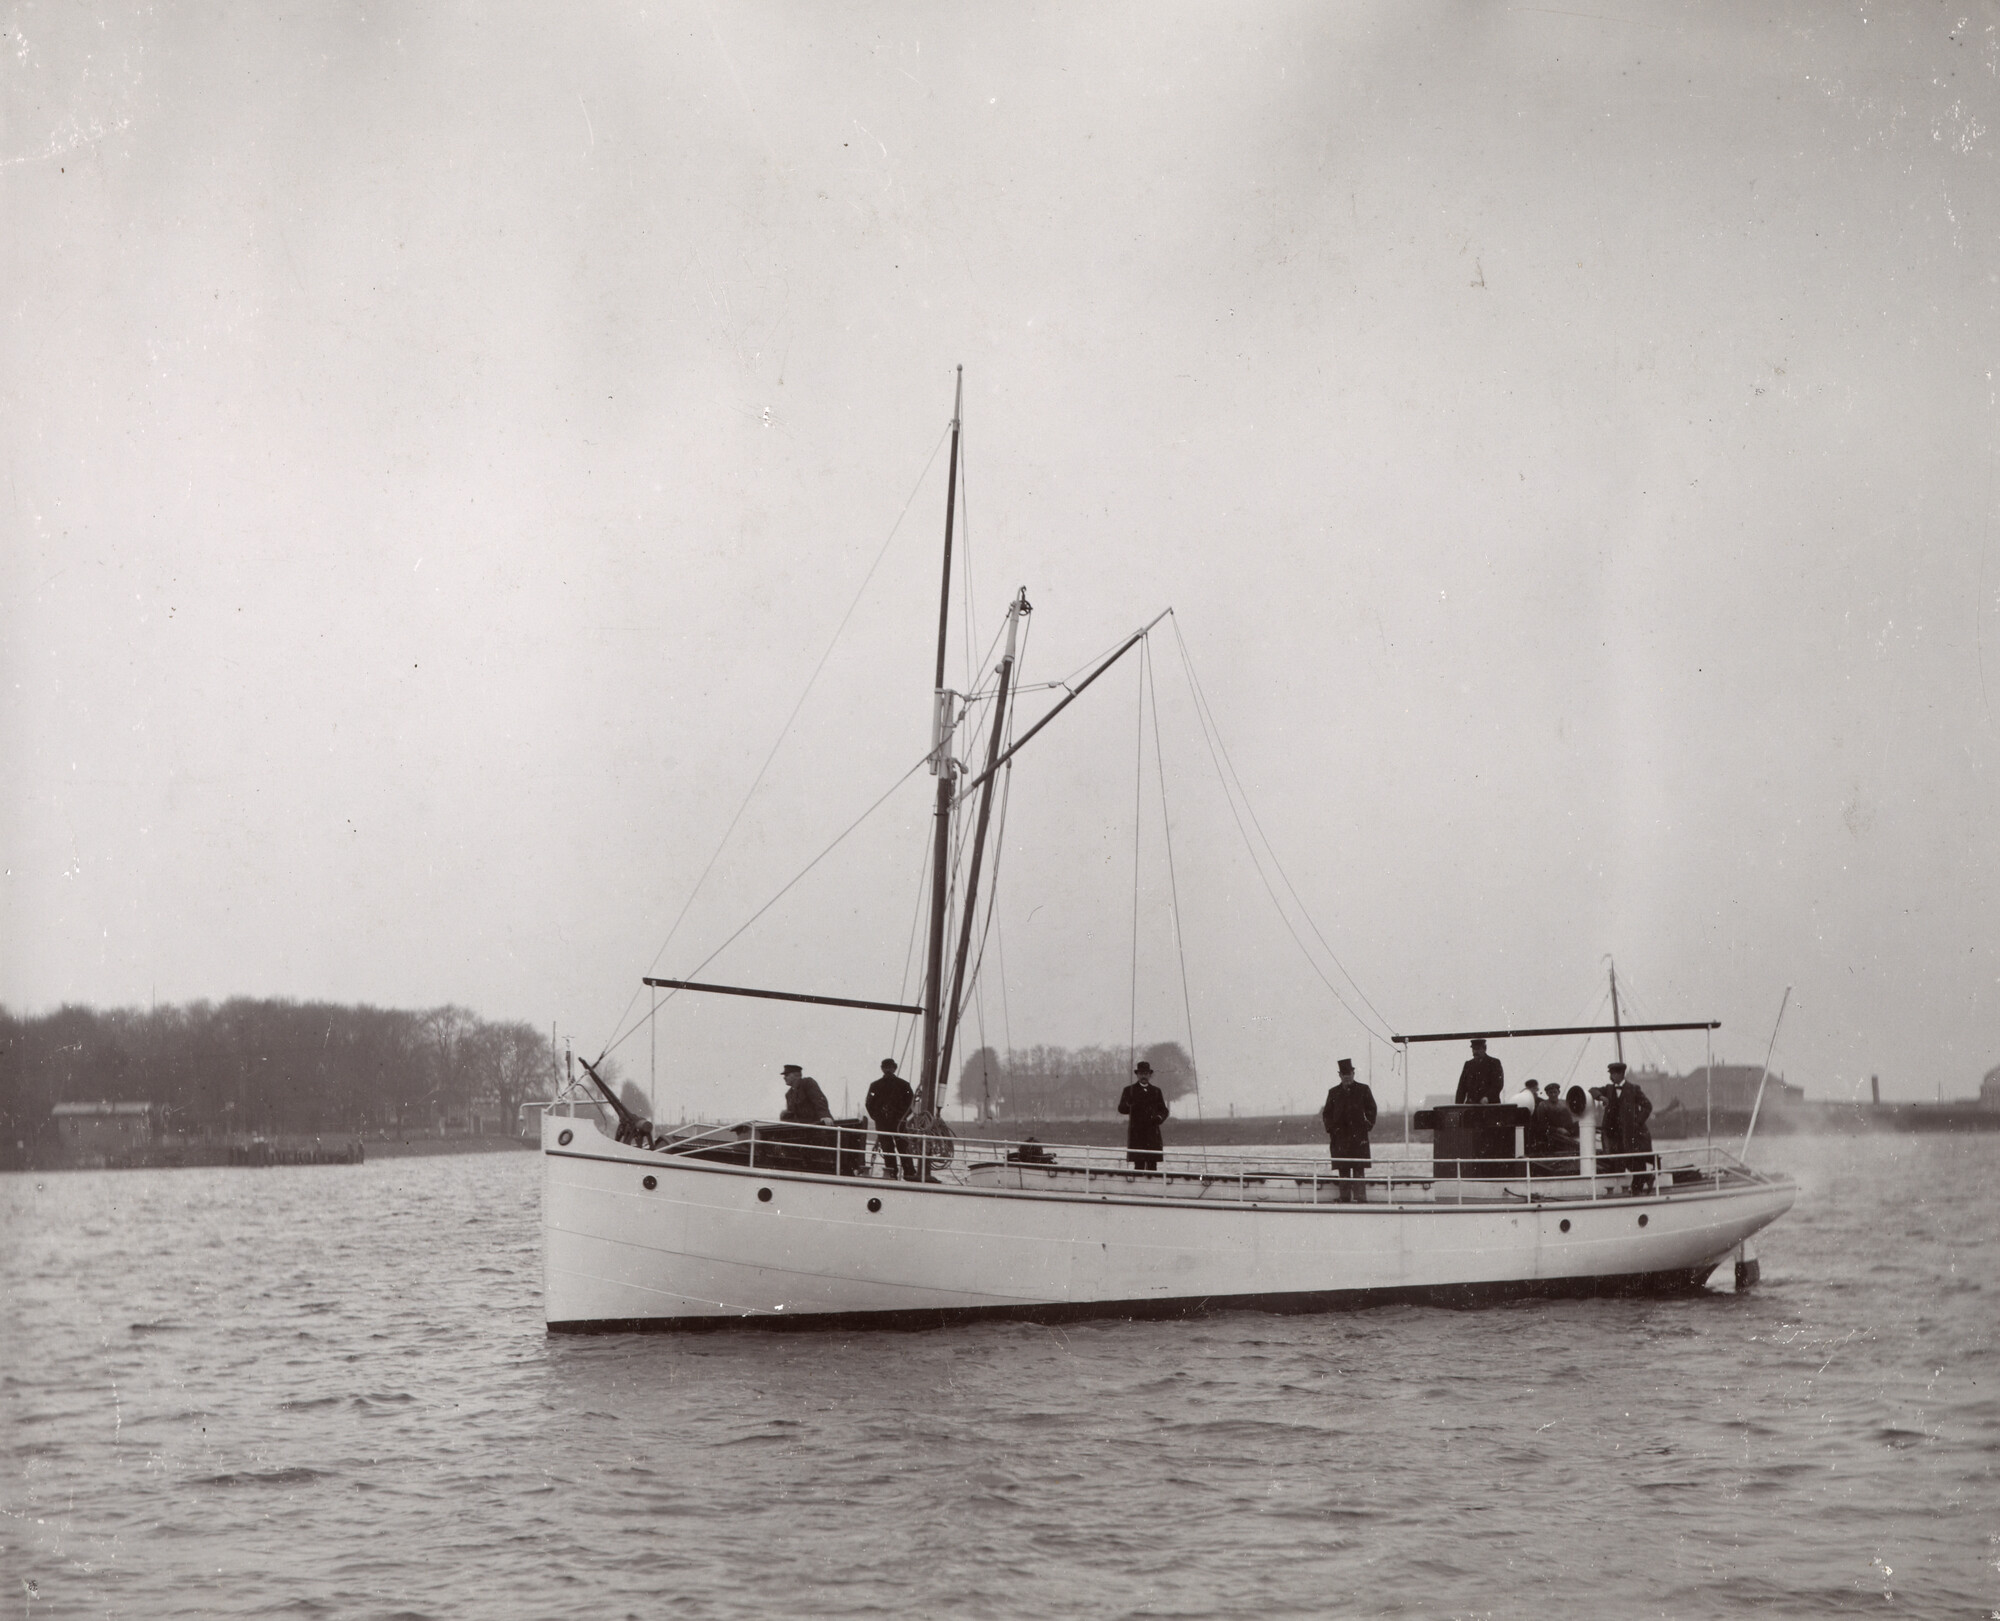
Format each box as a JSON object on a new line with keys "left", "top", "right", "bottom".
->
{"left": 1118, "top": 1060, "right": 1170, "bottom": 1172}
{"left": 865, "top": 1057, "right": 918, "bottom": 1181}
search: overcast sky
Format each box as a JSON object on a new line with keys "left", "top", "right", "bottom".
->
{"left": 4, "top": 2, "right": 1995, "bottom": 1117}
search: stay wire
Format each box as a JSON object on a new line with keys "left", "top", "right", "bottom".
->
{"left": 601, "top": 752, "right": 931, "bottom": 1063}
{"left": 952, "top": 721, "right": 1018, "bottom": 1108}
{"left": 1127, "top": 642, "right": 1145, "bottom": 1074}
{"left": 1145, "top": 636, "right": 1207, "bottom": 1164}
{"left": 1171, "top": 615, "right": 1397, "bottom": 1040}
{"left": 1168, "top": 618, "right": 1396, "bottom": 1046}
{"left": 599, "top": 424, "right": 951, "bottom": 1062}
{"left": 947, "top": 615, "right": 1028, "bottom": 1109}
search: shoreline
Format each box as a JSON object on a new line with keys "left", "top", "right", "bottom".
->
{"left": 10, "top": 1105, "right": 1994, "bottom": 1175}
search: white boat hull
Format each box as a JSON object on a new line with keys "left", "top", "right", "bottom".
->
{"left": 541, "top": 1116, "right": 1796, "bottom": 1331}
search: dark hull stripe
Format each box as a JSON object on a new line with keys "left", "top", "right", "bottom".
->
{"left": 547, "top": 1264, "right": 1722, "bottom": 1335}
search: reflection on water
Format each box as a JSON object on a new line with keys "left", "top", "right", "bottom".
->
{"left": 2, "top": 1134, "right": 1993, "bottom": 1618}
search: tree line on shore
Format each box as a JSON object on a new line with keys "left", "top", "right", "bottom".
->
{"left": 0, "top": 1004, "right": 1202, "bottom": 1165}
{"left": 0, "top": 1000, "right": 559, "bottom": 1160}
{"left": 956, "top": 1042, "right": 1197, "bottom": 1120}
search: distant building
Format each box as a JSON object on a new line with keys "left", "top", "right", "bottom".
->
{"left": 1981, "top": 1065, "right": 2000, "bottom": 1110}
{"left": 52, "top": 1101, "right": 157, "bottom": 1154}
{"left": 1630, "top": 1064, "right": 1803, "bottom": 1115}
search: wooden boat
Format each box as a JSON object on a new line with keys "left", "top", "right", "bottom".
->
{"left": 540, "top": 374, "right": 1795, "bottom": 1331}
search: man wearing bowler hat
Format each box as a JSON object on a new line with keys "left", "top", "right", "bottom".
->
{"left": 1321, "top": 1057, "right": 1379, "bottom": 1203}
{"left": 1118, "top": 1060, "right": 1170, "bottom": 1172}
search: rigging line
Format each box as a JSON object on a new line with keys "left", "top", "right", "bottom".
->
{"left": 971, "top": 976, "right": 990, "bottom": 1122}
{"left": 1521, "top": 983, "right": 1615, "bottom": 1079}
{"left": 1552, "top": 990, "right": 1614, "bottom": 1088}
{"left": 1128, "top": 636, "right": 1145, "bottom": 1073}
{"left": 893, "top": 793, "right": 936, "bottom": 1065}
{"left": 952, "top": 724, "right": 1019, "bottom": 1084}
{"left": 1146, "top": 637, "right": 1207, "bottom": 1166}
{"left": 601, "top": 424, "right": 951, "bottom": 1056}
{"left": 600, "top": 752, "right": 931, "bottom": 1062}
{"left": 1171, "top": 617, "right": 1398, "bottom": 1040}
{"left": 1169, "top": 623, "right": 1395, "bottom": 1045}
{"left": 991, "top": 625, "right": 1029, "bottom": 1074}
{"left": 1608, "top": 969, "right": 1685, "bottom": 1074}
{"left": 946, "top": 622, "right": 1024, "bottom": 1038}
{"left": 1031, "top": 628, "right": 1151, "bottom": 705}
{"left": 957, "top": 441, "right": 980, "bottom": 699}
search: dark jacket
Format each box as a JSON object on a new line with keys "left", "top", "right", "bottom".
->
{"left": 1455, "top": 1052, "right": 1505, "bottom": 1105}
{"left": 1118, "top": 1080, "right": 1170, "bottom": 1151}
{"left": 781, "top": 1076, "right": 833, "bottom": 1124}
{"left": 1602, "top": 1081, "right": 1653, "bottom": 1154}
{"left": 865, "top": 1074, "right": 914, "bottom": 1131}
{"left": 1321, "top": 1078, "right": 1378, "bottom": 1159}
{"left": 1529, "top": 1092, "right": 1577, "bottom": 1157}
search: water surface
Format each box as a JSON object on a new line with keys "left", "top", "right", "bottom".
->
{"left": 3, "top": 1134, "right": 1993, "bottom": 1618}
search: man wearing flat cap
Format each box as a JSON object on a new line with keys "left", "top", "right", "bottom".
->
{"left": 1455, "top": 1037, "right": 1505, "bottom": 1105}
{"left": 779, "top": 1063, "right": 833, "bottom": 1126}
{"left": 1321, "top": 1058, "right": 1378, "bottom": 1203}
{"left": 1118, "top": 1060, "right": 1170, "bottom": 1172}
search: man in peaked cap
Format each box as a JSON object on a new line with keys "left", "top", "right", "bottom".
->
{"left": 1118, "top": 1060, "right": 1170, "bottom": 1172}
{"left": 1455, "top": 1037, "right": 1505, "bottom": 1105}
{"left": 779, "top": 1063, "right": 833, "bottom": 1126}
{"left": 1320, "top": 1057, "right": 1379, "bottom": 1203}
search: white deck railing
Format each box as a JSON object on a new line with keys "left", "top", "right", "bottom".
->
{"left": 560, "top": 1105, "right": 1777, "bottom": 1205}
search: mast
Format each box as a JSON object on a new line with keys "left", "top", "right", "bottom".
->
{"left": 1609, "top": 958, "right": 1625, "bottom": 1066}
{"left": 938, "top": 589, "right": 1029, "bottom": 1097}
{"left": 918, "top": 368, "right": 964, "bottom": 1117}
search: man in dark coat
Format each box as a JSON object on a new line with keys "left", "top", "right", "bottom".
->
{"left": 1600, "top": 1061, "right": 1655, "bottom": 1192}
{"left": 865, "top": 1057, "right": 918, "bottom": 1181}
{"left": 1530, "top": 1081, "right": 1577, "bottom": 1171}
{"left": 1118, "top": 1060, "right": 1170, "bottom": 1171}
{"left": 779, "top": 1064, "right": 833, "bottom": 1125}
{"left": 1320, "top": 1057, "right": 1378, "bottom": 1202}
{"left": 1455, "top": 1037, "right": 1505, "bottom": 1105}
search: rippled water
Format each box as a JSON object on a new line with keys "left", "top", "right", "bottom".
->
{"left": 3, "top": 1133, "right": 1994, "bottom": 1619}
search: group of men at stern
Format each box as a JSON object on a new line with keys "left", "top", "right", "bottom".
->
{"left": 776, "top": 1058, "right": 934, "bottom": 1180}
{"left": 1455, "top": 1037, "right": 1657, "bottom": 1190}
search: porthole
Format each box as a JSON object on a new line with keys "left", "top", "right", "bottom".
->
{"left": 1559, "top": 1219, "right": 1571, "bottom": 1233}
{"left": 642, "top": 1175, "right": 657, "bottom": 1191}
{"left": 867, "top": 1197, "right": 882, "bottom": 1213}
{"left": 557, "top": 1129, "right": 573, "bottom": 1147}
{"left": 1637, "top": 1213, "right": 1649, "bottom": 1228}
{"left": 757, "top": 1187, "right": 773, "bottom": 1203}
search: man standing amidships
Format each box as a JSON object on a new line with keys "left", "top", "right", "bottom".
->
{"left": 1320, "top": 1057, "right": 1378, "bottom": 1203}
{"left": 1118, "top": 1060, "right": 1170, "bottom": 1172}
